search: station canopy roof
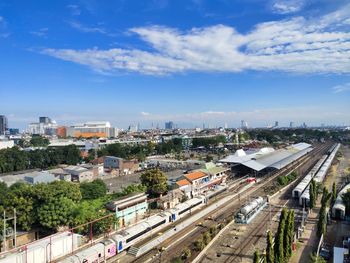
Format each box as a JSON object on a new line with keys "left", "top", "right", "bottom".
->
{"left": 220, "top": 142, "right": 312, "bottom": 172}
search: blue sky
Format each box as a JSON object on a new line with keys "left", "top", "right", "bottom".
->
{"left": 0, "top": 0, "right": 350, "bottom": 130}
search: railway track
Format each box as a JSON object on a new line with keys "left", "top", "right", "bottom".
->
{"left": 215, "top": 143, "right": 332, "bottom": 263}
{"left": 222, "top": 200, "right": 287, "bottom": 263}
{"left": 124, "top": 143, "right": 332, "bottom": 263}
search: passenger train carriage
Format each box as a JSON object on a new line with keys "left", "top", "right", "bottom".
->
{"left": 0, "top": 185, "right": 226, "bottom": 263}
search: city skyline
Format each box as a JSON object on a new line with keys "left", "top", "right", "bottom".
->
{"left": 1, "top": 0, "right": 350, "bottom": 129}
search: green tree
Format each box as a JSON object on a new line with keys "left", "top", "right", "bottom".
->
{"left": 4, "top": 183, "right": 36, "bottom": 231}
{"left": 34, "top": 181, "right": 82, "bottom": 202}
{"left": 275, "top": 208, "right": 287, "bottom": 263}
{"left": 284, "top": 210, "right": 295, "bottom": 260}
{"left": 63, "top": 144, "right": 81, "bottom": 165}
{"left": 140, "top": 169, "right": 168, "bottom": 196}
{"left": 266, "top": 231, "right": 274, "bottom": 263}
{"left": 37, "top": 196, "right": 75, "bottom": 230}
{"left": 253, "top": 250, "right": 260, "bottom": 263}
{"left": 317, "top": 206, "right": 326, "bottom": 238}
{"left": 80, "top": 179, "right": 107, "bottom": 200}
{"left": 331, "top": 182, "right": 337, "bottom": 204}
{"left": 0, "top": 182, "right": 8, "bottom": 204}
{"left": 29, "top": 136, "right": 50, "bottom": 147}
{"left": 321, "top": 187, "right": 331, "bottom": 207}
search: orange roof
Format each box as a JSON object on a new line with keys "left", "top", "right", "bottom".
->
{"left": 184, "top": 171, "right": 208, "bottom": 181}
{"left": 176, "top": 179, "right": 191, "bottom": 187}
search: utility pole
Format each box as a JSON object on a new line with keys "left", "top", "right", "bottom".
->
{"left": 3, "top": 210, "right": 6, "bottom": 252}
{"left": 14, "top": 208, "right": 17, "bottom": 248}
{"left": 2, "top": 209, "right": 17, "bottom": 252}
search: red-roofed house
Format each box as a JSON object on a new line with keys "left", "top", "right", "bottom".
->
{"left": 175, "top": 163, "right": 228, "bottom": 197}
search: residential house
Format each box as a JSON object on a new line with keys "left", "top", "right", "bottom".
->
{"left": 175, "top": 162, "right": 228, "bottom": 197}
{"left": 157, "top": 189, "right": 184, "bottom": 210}
{"left": 184, "top": 171, "right": 210, "bottom": 197}
{"left": 48, "top": 168, "right": 72, "bottom": 182}
{"left": 104, "top": 156, "right": 139, "bottom": 176}
{"left": 106, "top": 193, "right": 148, "bottom": 228}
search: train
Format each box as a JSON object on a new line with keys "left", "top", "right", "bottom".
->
{"left": 332, "top": 183, "right": 350, "bottom": 220}
{"left": 292, "top": 155, "right": 328, "bottom": 199}
{"left": 235, "top": 196, "right": 267, "bottom": 224}
{"left": 0, "top": 184, "right": 229, "bottom": 263}
{"left": 0, "top": 231, "right": 83, "bottom": 263}
{"left": 298, "top": 143, "right": 340, "bottom": 207}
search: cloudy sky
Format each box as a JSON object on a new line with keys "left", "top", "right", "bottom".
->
{"left": 0, "top": 0, "right": 349, "bottom": 129}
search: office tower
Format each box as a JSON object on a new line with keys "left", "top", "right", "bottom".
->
{"left": 39, "top": 116, "right": 51, "bottom": 124}
{"left": 0, "top": 115, "right": 8, "bottom": 135}
{"left": 165, "top": 121, "right": 174, "bottom": 130}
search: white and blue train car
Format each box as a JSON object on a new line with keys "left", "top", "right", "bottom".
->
{"left": 299, "top": 144, "right": 340, "bottom": 207}
{"left": 332, "top": 183, "right": 350, "bottom": 220}
{"left": 292, "top": 155, "right": 327, "bottom": 199}
{"left": 169, "top": 196, "right": 205, "bottom": 221}
{"left": 111, "top": 211, "right": 171, "bottom": 253}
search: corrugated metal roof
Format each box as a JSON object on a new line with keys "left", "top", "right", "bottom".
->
{"left": 220, "top": 143, "right": 312, "bottom": 172}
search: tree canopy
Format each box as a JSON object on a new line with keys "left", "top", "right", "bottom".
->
{"left": 80, "top": 179, "right": 107, "bottom": 200}
{"left": 0, "top": 145, "right": 82, "bottom": 173}
{"left": 29, "top": 136, "right": 50, "bottom": 147}
{"left": 140, "top": 169, "right": 168, "bottom": 196}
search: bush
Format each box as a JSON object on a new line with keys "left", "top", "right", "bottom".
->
{"left": 182, "top": 247, "right": 191, "bottom": 259}
{"left": 203, "top": 231, "right": 212, "bottom": 245}
{"left": 277, "top": 172, "right": 298, "bottom": 186}
{"left": 209, "top": 225, "right": 217, "bottom": 238}
{"left": 194, "top": 237, "right": 205, "bottom": 251}
{"left": 80, "top": 179, "right": 107, "bottom": 200}
{"left": 171, "top": 257, "right": 183, "bottom": 263}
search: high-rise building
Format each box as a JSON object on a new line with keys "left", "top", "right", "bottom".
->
{"left": 241, "top": 120, "right": 248, "bottom": 129}
{"left": 165, "top": 121, "right": 174, "bottom": 130}
{"left": 28, "top": 117, "right": 57, "bottom": 135}
{"left": 274, "top": 121, "right": 279, "bottom": 127}
{"left": 289, "top": 122, "right": 294, "bottom": 128}
{"left": 39, "top": 116, "right": 51, "bottom": 124}
{"left": 0, "top": 115, "right": 8, "bottom": 135}
{"left": 8, "top": 128, "right": 19, "bottom": 135}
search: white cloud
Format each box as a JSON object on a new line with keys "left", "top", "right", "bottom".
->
{"left": 67, "top": 5, "right": 81, "bottom": 16}
{"left": 30, "top": 27, "right": 48, "bottom": 37}
{"left": 68, "top": 21, "right": 106, "bottom": 34}
{"left": 43, "top": 4, "right": 350, "bottom": 75}
{"left": 271, "top": 0, "right": 304, "bottom": 14}
{"left": 141, "top": 111, "right": 150, "bottom": 116}
{"left": 332, "top": 83, "right": 350, "bottom": 93}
